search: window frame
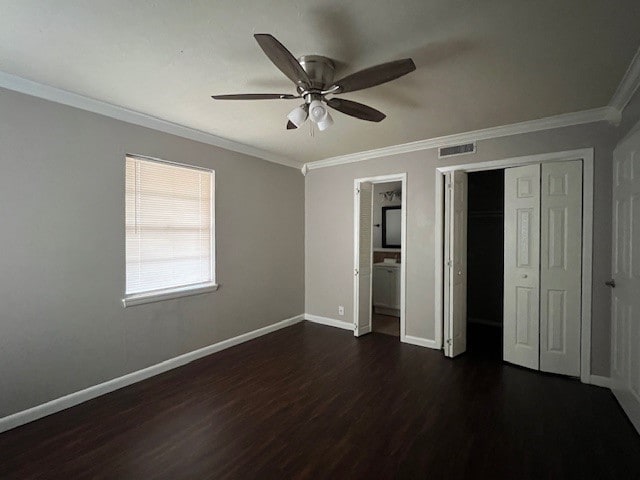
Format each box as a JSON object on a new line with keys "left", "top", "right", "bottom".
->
{"left": 122, "top": 154, "right": 217, "bottom": 307}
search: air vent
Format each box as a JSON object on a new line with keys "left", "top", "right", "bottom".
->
{"left": 438, "top": 142, "right": 476, "bottom": 159}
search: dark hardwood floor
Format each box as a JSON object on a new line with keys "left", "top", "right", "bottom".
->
{"left": 1, "top": 322, "right": 639, "bottom": 480}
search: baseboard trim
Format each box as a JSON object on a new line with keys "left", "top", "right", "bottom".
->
{"left": 612, "top": 388, "right": 640, "bottom": 435}
{"left": 401, "top": 335, "right": 440, "bottom": 350}
{"left": 304, "top": 314, "right": 354, "bottom": 331}
{"left": 0, "top": 314, "right": 304, "bottom": 434}
{"left": 588, "top": 375, "right": 612, "bottom": 389}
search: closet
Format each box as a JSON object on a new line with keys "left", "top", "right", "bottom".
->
{"left": 445, "top": 160, "right": 583, "bottom": 377}
{"left": 466, "top": 170, "right": 504, "bottom": 359}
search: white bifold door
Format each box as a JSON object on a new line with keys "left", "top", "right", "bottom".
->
{"left": 504, "top": 164, "right": 541, "bottom": 370}
{"left": 503, "top": 161, "right": 583, "bottom": 375}
{"left": 539, "top": 161, "right": 583, "bottom": 376}
{"left": 354, "top": 181, "right": 373, "bottom": 337}
{"left": 444, "top": 171, "right": 468, "bottom": 357}
{"left": 611, "top": 128, "right": 640, "bottom": 430}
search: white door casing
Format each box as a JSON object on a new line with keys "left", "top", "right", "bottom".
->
{"left": 354, "top": 181, "right": 373, "bottom": 337}
{"left": 445, "top": 170, "right": 468, "bottom": 357}
{"left": 540, "top": 161, "right": 583, "bottom": 376}
{"left": 504, "top": 164, "right": 541, "bottom": 370}
{"left": 611, "top": 128, "right": 640, "bottom": 432}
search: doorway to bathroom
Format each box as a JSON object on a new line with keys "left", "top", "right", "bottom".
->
{"left": 353, "top": 173, "right": 406, "bottom": 341}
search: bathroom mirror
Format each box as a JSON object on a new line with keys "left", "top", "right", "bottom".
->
{"left": 382, "top": 206, "right": 401, "bottom": 248}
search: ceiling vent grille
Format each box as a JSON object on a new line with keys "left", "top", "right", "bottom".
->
{"left": 438, "top": 142, "right": 476, "bottom": 159}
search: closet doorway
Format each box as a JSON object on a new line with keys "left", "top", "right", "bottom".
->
{"left": 466, "top": 170, "right": 504, "bottom": 360}
{"left": 437, "top": 149, "right": 594, "bottom": 381}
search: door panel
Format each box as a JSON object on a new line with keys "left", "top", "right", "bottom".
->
{"left": 446, "top": 170, "right": 468, "bottom": 357}
{"left": 504, "top": 164, "right": 540, "bottom": 370}
{"left": 611, "top": 129, "right": 640, "bottom": 425}
{"left": 540, "top": 161, "right": 582, "bottom": 376}
{"left": 354, "top": 182, "right": 373, "bottom": 337}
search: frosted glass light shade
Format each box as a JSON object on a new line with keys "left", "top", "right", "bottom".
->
{"left": 287, "top": 105, "right": 308, "bottom": 127}
{"left": 309, "top": 100, "right": 327, "bottom": 123}
{"left": 316, "top": 111, "right": 334, "bottom": 131}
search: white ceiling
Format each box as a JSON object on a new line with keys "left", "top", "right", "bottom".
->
{"left": 1, "top": 1, "right": 639, "bottom": 164}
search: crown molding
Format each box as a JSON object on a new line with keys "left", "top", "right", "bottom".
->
{"left": 0, "top": 70, "right": 300, "bottom": 169}
{"left": 304, "top": 106, "right": 620, "bottom": 171}
{"left": 609, "top": 46, "right": 640, "bottom": 112}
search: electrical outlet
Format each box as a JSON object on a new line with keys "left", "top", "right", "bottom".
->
{"left": 338, "top": 306, "right": 344, "bottom": 316}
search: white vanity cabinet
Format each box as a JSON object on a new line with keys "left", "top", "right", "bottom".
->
{"left": 372, "top": 263, "right": 400, "bottom": 315}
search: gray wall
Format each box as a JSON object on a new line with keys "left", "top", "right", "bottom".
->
{"left": 305, "top": 121, "right": 618, "bottom": 376}
{"left": 0, "top": 88, "right": 305, "bottom": 417}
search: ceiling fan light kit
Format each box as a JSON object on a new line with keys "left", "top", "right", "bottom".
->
{"left": 212, "top": 34, "right": 416, "bottom": 132}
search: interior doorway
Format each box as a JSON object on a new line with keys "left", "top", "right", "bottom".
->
{"left": 466, "top": 170, "right": 504, "bottom": 359}
{"left": 372, "top": 182, "right": 402, "bottom": 337}
{"left": 353, "top": 173, "right": 406, "bottom": 340}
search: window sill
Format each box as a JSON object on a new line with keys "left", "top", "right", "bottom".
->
{"left": 122, "top": 282, "right": 219, "bottom": 307}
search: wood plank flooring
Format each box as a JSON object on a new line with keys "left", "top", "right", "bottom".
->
{"left": 1, "top": 321, "right": 639, "bottom": 479}
{"left": 372, "top": 313, "right": 400, "bottom": 336}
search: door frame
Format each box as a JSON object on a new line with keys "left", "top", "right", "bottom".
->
{"left": 434, "top": 148, "right": 594, "bottom": 383}
{"left": 354, "top": 173, "right": 407, "bottom": 340}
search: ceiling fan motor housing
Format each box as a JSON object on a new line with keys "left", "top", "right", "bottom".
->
{"left": 298, "top": 55, "right": 335, "bottom": 91}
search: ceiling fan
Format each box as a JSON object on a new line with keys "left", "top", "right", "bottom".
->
{"left": 212, "top": 34, "right": 416, "bottom": 131}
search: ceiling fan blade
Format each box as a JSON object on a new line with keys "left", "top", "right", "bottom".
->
{"left": 254, "top": 34, "right": 311, "bottom": 88}
{"left": 326, "top": 98, "right": 386, "bottom": 122}
{"left": 212, "top": 93, "right": 299, "bottom": 100}
{"left": 332, "top": 58, "right": 416, "bottom": 94}
{"left": 286, "top": 120, "right": 298, "bottom": 130}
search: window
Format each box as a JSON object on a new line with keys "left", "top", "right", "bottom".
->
{"left": 123, "top": 155, "right": 216, "bottom": 306}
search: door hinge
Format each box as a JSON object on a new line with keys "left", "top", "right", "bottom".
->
{"left": 446, "top": 338, "right": 452, "bottom": 346}
{"left": 447, "top": 260, "right": 453, "bottom": 267}
{"left": 356, "top": 188, "right": 360, "bottom": 195}
{"left": 355, "top": 268, "right": 359, "bottom": 276}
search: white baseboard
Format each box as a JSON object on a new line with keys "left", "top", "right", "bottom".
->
{"left": 304, "top": 313, "right": 355, "bottom": 331}
{"left": 0, "top": 314, "right": 304, "bottom": 434}
{"left": 401, "top": 335, "right": 440, "bottom": 350}
{"left": 612, "top": 388, "right": 640, "bottom": 435}
{"left": 588, "top": 375, "right": 612, "bottom": 388}
{"left": 303, "top": 314, "right": 440, "bottom": 351}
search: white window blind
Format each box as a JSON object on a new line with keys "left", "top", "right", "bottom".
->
{"left": 125, "top": 155, "right": 214, "bottom": 296}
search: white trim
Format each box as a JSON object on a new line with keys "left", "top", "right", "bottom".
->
{"left": 588, "top": 375, "right": 612, "bottom": 389}
{"left": 353, "top": 173, "right": 407, "bottom": 341}
{"left": 581, "top": 154, "right": 594, "bottom": 384}
{"left": 435, "top": 148, "right": 594, "bottom": 382}
{"left": 303, "top": 107, "right": 619, "bottom": 171}
{"left": 612, "top": 388, "right": 640, "bottom": 435}
{"left": 304, "top": 314, "right": 355, "bottom": 330}
{"left": 0, "top": 314, "right": 304, "bottom": 434}
{"left": 401, "top": 335, "right": 440, "bottom": 349}
{"left": 0, "top": 70, "right": 299, "bottom": 169}
{"left": 609, "top": 46, "right": 640, "bottom": 112}
{"left": 434, "top": 172, "right": 445, "bottom": 350}
{"left": 122, "top": 282, "right": 219, "bottom": 307}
